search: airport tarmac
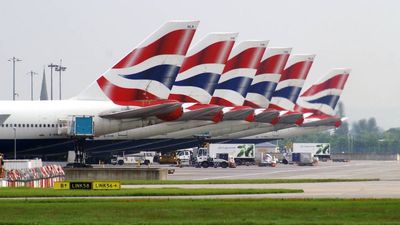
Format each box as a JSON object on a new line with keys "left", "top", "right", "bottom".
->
{"left": 87, "top": 160, "right": 400, "bottom": 199}
{"left": 120, "top": 161, "right": 400, "bottom": 199}
{"left": 165, "top": 160, "right": 400, "bottom": 180}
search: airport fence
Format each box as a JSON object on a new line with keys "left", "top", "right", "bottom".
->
{"left": 331, "top": 153, "right": 400, "bottom": 161}
{"left": 0, "top": 164, "right": 65, "bottom": 188}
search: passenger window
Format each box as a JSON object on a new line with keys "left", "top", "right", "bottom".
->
{"left": 52, "top": 124, "right": 55, "bottom": 128}
{"left": 18, "top": 124, "right": 21, "bottom": 127}
{"left": 23, "top": 124, "right": 25, "bottom": 127}
{"left": 39, "top": 124, "right": 42, "bottom": 127}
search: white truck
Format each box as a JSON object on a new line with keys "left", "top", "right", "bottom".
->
{"left": 176, "top": 149, "right": 194, "bottom": 167}
{"left": 175, "top": 147, "right": 234, "bottom": 168}
{"left": 293, "top": 143, "right": 331, "bottom": 160}
{"left": 208, "top": 144, "right": 255, "bottom": 166}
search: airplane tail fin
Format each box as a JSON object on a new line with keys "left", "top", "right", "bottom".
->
{"left": 168, "top": 32, "right": 237, "bottom": 104}
{"left": 209, "top": 40, "right": 268, "bottom": 106}
{"left": 295, "top": 68, "right": 351, "bottom": 116}
{"left": 75, "top": 20, "right": 199, "bottom": 105}
{"left": 244, "top": 47, "right": 291, "bottom": 108}
{"left": 268, "top": 54, "right": 315, "bottom": 111}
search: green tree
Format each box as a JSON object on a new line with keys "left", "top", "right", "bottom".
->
{"left": 334, "top": 102, "right": 349, "bottom": 136}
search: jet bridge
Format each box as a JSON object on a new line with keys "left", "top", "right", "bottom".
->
{"left": 58, "top": 115, "right": 94, "bottom": 167}
{"left": 58, "top": 115, "right": 94, "bottom": 137}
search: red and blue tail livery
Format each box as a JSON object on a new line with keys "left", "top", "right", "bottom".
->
{"left": 210, "top": 40, "right": 268, "bottom": 107}
{"left": 295, "top": 68, "right": 351, "bottom": 116}
{"left": 268, "top": 54, "right": 315, "bottom": 111}
{"left": 168, "top": 32, "right": 237, "bottom": 104}
{"left": 77, "top": 21, "right": 199, "bottom": 105}
{"left": 244, "top": 47, "right": 291, "bottom": 108}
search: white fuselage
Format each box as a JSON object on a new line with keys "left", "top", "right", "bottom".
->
{"left": 0, "top": 100, "right": 158, "bottom": 140}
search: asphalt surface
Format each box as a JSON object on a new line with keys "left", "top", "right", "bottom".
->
{"left": 15, "top": 160, "right": 398, "bottom": 199}
{"left": 164, "top": 160, "right": 400, "bottom": 180}
{"left": 120, "top": 160, "right": 400, "bottom": 199}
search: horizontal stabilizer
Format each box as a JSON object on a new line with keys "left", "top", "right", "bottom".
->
{"left": 0, "top": 114, "right": 10, "bottom": 124}
{"left": 279, "top": 112, "right": 303, "bottom": 125}
{"left": 302, "top": 117, "right": 339, "bottom": 127}
{"left": 254, "top": 110, "right": 280, "bottom": 123}
{"left": 178, "top": 105, "right": 223, "bottom": 121}
{"left": 223, "top": 108, "right": 254, "bottom": 121}
{"left": 99, "top": 102, "right": 182, "bottom": 119}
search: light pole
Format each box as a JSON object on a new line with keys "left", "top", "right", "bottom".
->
{"left": 12, "top": 127, "right": 17, "bottom": 159}
{"left": 347, "top": 133, "right": 351, "bottom": 153}
{"left": 378, "top": 139, "right": 385, "bottom": 152}
{"left": 55, "top": 59, "right": 67, "bottom": 100}
{"left": 48, "top": 63, "right": 57, "bottom": 100}
{"left": 27, "top": 71, "right": 38, "bottom": 100}
{"left": 8, "top": 57, "right": 22, "bottom": 101}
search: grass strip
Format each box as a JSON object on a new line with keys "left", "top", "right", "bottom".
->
{"left": 0, "top": 199, "right": 398, "bottom": 225}
{"left": 121, "top": 178, "right": 378, "bottom": 185}
{"left": 0, "top": 187, "right": 302, "bottom": 198}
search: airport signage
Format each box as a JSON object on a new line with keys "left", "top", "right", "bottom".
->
{"left": 54, "top": 181, "right": 120, "bottom": 190}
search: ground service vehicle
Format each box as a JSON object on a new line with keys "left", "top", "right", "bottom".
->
{"left": 176, "top": 149, "right": 193, "bottom": 167}
{"left": 259, "top": 153, "right": 277, "bottom": 167}
{"left": 293, "top": 143, "right": 330, "bottom": 160}
{"left": 283, "top": 152, "right": 318, "bottom": 166}
{"left": 194, "top": 147, "right": 231, "bottom": 168}
{"left": 176, "top": 147, "right": 233, "bottom": 168}
{"left": 209, "top": 144, "right": 255, "bottom": 165}
{"left": 159, "top": 152, "right": 178, "bottom": 164}
{"left": 111, "top": 151, "right": 154, "bottom": 165}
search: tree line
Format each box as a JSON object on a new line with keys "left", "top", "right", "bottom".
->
{"left": 281, "top": 102, "right": 400, "bottom": 153}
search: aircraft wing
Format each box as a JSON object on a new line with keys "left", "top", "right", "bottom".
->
{"left": 0, "top": 114, "right": 10, "bottom": 124}
{"left": 99, "top": 102, "right": 182, "bottom": 119}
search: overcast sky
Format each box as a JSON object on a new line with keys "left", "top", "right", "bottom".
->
{"left": 1, "top": 0, "right": 399, "bottom": 129}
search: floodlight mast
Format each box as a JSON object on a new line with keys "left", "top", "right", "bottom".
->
{"left": 8, "top": 57, "right": 22, "bottom": 101}
{"left": 48, "top": 63, "right": 58, "bottom": 100}
{"left": 55, "top": 59, "right": 67, "bottom": 100}
{"left": 27, "top": 71, "right": 38, "bottom": 100}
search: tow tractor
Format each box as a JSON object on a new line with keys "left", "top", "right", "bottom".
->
{"left": 175, "top": 147, "right": 235, "bottom": 168}
{"left": 194, "top": 147, "right": 234, "bottom": 168}
{"left": 175, "top": 134, "right": 235, "bottom": 168}
{"left": 176, "top": 149, "right": 193, "bottom": 167}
